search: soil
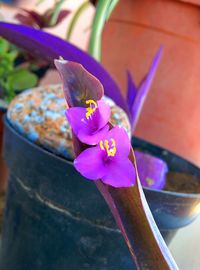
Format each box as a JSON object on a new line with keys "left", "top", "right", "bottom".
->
{"left": 164, "top": 172, "right": 200, "bottom": 194}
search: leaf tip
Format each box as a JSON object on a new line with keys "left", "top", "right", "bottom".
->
{"left": 54, "top": 56, "right": 68, "bottom": 67}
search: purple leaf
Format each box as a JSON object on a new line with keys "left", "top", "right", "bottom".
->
{"left": 55, "top": 58, "right": 178, "bottom": 269}
{"left": 54, "top": 59, "right": 104, "bottom": 107}
{"left": 0, "top": 22, "right": 128, "bottom": 114}
{"left": 126, "top": 71, "right": 137, "bottom": 112}
{"left": 129, "top": 46, "right": 163, "bottom": 131}
{"left": 135, "top": 150, "right": 168, "bottom": 189}
{"left": 15, "top": 8, "right": 70, "bottom": 29}
{"left": 15, "top": 9, "right": 44, "bottom": 28}
{"left": 54, "top": 10, "right": 71, "bottom": 25}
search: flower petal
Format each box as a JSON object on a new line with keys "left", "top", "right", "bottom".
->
{"left": 78, "top": 124, "right": 109, "bottom": 145}
{"left": 74, "top": 146, "right": 106, "bottom": 179}
{"left": 65, "top": 107, "right": 88, "bottom": 135}
{"left": 96, "top": 100, "right": 111, "bottom": 129}
{"left": 102, "top": 158, "right": 136, "bottom": 187}
{"left": 135, "top": 150, "right": 167, "bottom": 190}
{"left": 66, "top": 100, "right": 111, "bottom": 145}
{"left": 102, "top": 126, "right": 131, "bottom": 157}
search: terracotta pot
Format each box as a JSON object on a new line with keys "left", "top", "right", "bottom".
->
{"left": 102, "top": 0, "right": 200, "bottom": 166}
{"left": 0, "top": 108, "right": 8, "bottom": 193}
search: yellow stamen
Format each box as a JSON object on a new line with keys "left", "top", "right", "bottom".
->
{"left": 100, "top": 138, "right": 117, "bottom": 157}
{"left": 85, "top": 99, "right": 97, "bottom": 119}
{"left": 145, "top": 177, "right": 154, "bottom": 186}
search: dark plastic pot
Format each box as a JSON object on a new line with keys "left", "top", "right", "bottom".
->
{"left": 0, "top": 64, "right": 49, "bottom": 192}
{"left": 1, "top": 118, "right": 200, "bottom": 270}
{"left": 0, "top": 107, "right": 8, "bottom": 193}
{"left": 133, "top": 137, "right": 200, "bottom": 243}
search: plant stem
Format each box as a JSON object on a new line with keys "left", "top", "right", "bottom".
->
{"left": 88, "top": 0, "right": 119, "bottom": 61}
{"left": 50, "top": 0, "right": 67, "bottom": 27}
{"left": 36, "top": 0, "right": 46, "bottom": 6}
{"left": 66, "top": 1, "right": 90, "bottom": 41}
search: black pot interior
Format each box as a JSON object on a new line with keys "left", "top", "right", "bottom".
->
{"left": 132, "top": 137, "right": 200, "bottom": 178}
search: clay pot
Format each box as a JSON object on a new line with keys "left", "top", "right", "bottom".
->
{"left": 0, "top": 108, "right": 8, "bottom": 193}
{"left": 102, "top": 0, "right": 200, "bottom": 166}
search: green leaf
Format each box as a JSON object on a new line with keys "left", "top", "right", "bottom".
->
{"left": 0, "top": 56, "right": 14, "bottom": 77}
{"left": 50, "top": 0, "right": 67, "bottom": 27}
{"left": 66, "top": 1, "right": 89, "bottom": 40}
{"left": 7, "top": 69, "right": 38, "bottom": 91}
{"left": 36, "top": 0, "right": 46, "bottom": 5}
{"left": 6, "top": 50, "right": 18, "bottom": 62}
{"left": 88, "top": 0, "right": 119, "bottom": 61}
{"left": 0, "top": 79, "right": 15, "bottom": 103}
{"left": 0, "top": 37, "right": 9, "bottom": 55}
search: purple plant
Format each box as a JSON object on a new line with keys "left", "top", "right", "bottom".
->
{"left": 135, "top": 151, "right": 167, "bottom": 189}
{"left": 15, "top": 8, "right": 70, "bottom": 29}
{"left": 73, "top": 124, "right": 135, "bottom": 187}
{"left": 66, "top": 99, "right": 110, "bottom": 145}
{"left": 55, "top": 58, "right": 178, "bottom": 269}
{"left": 0, "top": 22, "right": 168, "bottom": 190}
{"left": 127, "top": 47, "right": 163, "bottom": 131}
{"left": 0, "top": 21, "right": 179, "bottom": 268}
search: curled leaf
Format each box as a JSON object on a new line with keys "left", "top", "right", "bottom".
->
{"left": 54, "top": 59, "right": 103, "bottom": 107}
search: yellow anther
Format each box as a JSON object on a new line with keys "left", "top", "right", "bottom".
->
{"left": 100, "top": 138, "right": 117, "bottom": 157}
{"left": 85, "top": 99, "right": 97, "bottom": 119}
{"left": 145, "top": 178, "right": 154, "bottom": 186}
{"left": 100, "top": 140, "right": 104, "bottom": 150}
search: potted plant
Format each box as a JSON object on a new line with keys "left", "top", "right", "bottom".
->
{"left": 0, "top": 21, "right": 200, "bottom": 269}
{"left": 14, "top": 1, "right": 70, "bottom": 29}
{"left": 1, "top": 59, "right": 180, "bottom": 270}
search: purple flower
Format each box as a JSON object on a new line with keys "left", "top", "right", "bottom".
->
{"left": 135, "top": 151, "right": 167, "bottom": 190}
{"left": 66, "top": 99, "right": 111, "bottom": 145}
{"left": 74, "top": 126, "right": 136, "bottom": 187}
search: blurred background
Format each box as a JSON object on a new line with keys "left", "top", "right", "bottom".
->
{"left": 0, "top": 0, "right": 200, "bottom": 269}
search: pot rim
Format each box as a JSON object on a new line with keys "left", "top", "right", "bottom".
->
{"left": 4, "top": 116, "right": 200, "bottom": 199}
{"left": 0, "top": 105, "right": 8, "bottom": 113}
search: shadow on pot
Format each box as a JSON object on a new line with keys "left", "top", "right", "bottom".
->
{"left": 0, "top": 117, "right": 200, "bottom": 270}
{"left": 0, "top": 108, "right": 8, "bottom": 193}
